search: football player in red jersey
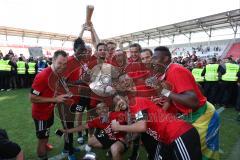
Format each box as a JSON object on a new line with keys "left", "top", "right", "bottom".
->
{"left": 112, "top": 96, "right": 202, "bottom": 160}
{"left": 30, "top": 50, "right": 69, "bottom": 160}
{"left": 151, "top": 46, "right": 220, "bottom": 160}
{"left": 60, "top": 102, "right": 127, "bottom": 160}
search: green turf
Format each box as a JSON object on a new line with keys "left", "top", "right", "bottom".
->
{"left": 0, "top": 89, "right": 239, "bottom": 159}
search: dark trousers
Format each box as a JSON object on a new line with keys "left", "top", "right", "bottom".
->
{"left": 204, "top": 81, "right": 219, "bottom": 104}
{"left": 0, "top": 71, "right": 10, "bottom": 90}
{"left": 168, "top": 128, "right": 202, "bottom": 160}
{"left": 0, "top": 71, "right": 4, "bottom": 89}
{"left": 197, "top": 82, "right": 205, "bottom": 95}
{"left": 17, "top": 74, "right": 27, "bottom": 88}
{"left": 9, "top": 73, "right": 17, "bottom": 89}
{"left": 236, "top": 84, "right": 240, "bottom": 111}
{"left": 141, "top": 133, "right": 159, "bottom": 160}
{"left": 218, "top": 81, "right": 237, "bottom": 107}
{"left": 27, "top": 74, "right": 36, "bottom": 88}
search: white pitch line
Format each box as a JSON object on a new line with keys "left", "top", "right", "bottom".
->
{"left": 216, "top": 107, "right": 225, "bottom": 114}
{"left": 49, "top": 154, "right": 67, "bottom": 160}
{"left": 216, "top": 106, "right": 225, "bottom": 154}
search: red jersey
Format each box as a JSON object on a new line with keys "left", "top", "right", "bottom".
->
{"left": 130, "top": 97, "right": 192, "bottom": 144}
{"left": 87, "top": 111, "right": 127, "bottom": 140}
{"left": 31, "top": 67, "right": 55, "bottom": 120}
{"left": 165, "top": 63, "right": 207, "bottom": 114}
{"left": 64, "top": 56, "right": 82, "bottom": 105}
{"left": 64, "top": 56, "right": 82, "bottom": 82}
{"left": 125, "top": 64, "right": 158, "bottom": 99}
{"left": 47, "top": 56, "right": 82, "bottom": 106}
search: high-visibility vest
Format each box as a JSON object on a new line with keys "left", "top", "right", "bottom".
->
{"left": 221, "top": 63, "right": 239, "bottom": 81}
{"left": 28, "top": 62, "right": 36, "bottom": 74}
{"left": 0, "top": 59, "right": 5, "bottom": 71}
{"left": 17, "top": 61, "right": 26, "bottom": 74}
{"left": 192, "top": 68, "right": 204, "bottom": 82}
{"left": 205, "top": 64, "right": 219, "bottom": 81}
{"left": 0, "top": 60, "right": 11, "bottom": 71}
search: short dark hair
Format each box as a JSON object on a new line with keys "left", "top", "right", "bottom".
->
{"left": 141, "top": 48, "right": 153, "bottom": 56}
{"left": 53, "top": 50, "right": 67, "bottom": 59}
{"left": 211, "top": 57, "right": 217, "bottom": 63}
{"left": 154, "top": 46, "right": 171, "bottom": 58}
{"left": 96, "top": 43, "right": 107, "bottom": 51}
{"left": 129, "top": 43, "right": 142, "bottom": 52}
{"left": 73, "top": 37, "right": 86, "bottom": 53}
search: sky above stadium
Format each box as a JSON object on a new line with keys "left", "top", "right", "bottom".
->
{"left": 0, "top": 0, "right": 239, "bottom": 39}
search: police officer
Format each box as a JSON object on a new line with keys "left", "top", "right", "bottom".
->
{"left": 192, "top": 62, "right": 205, "bottom": 89}
{"left": 17, "top": 57, "right": 28, "bottom": 88}
{"left": 0, "top": 54, "right": 12, "bottom": 91}
{"left": 219, "top": 58, "right": 240, "bottom": 107}
{"left": 202, "top": 57, "right": 225, "bottom": 105}
{"left": 27, "top": 57, "right": 37, "bottom": 87}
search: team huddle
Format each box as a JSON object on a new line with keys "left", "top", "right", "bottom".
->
{"left": 30, "top": 37, "right": 220, "bottom": 160}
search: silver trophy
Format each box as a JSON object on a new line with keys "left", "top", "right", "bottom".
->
{"left": 89, "top": 63, "right": 120, "bottom": 97}
{"left": 145, "top": 76, "right": 158, "bottom": 88}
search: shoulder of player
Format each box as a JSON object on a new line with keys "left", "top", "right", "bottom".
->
{"left": 130, "top": 97, "right": 150, "bottom": 112}
{"left": 109, "top": 111, "right": 126, "bottom": 117}
{"left": 67, "top": 55, "right": 76, "bottom": 61}
{"left": 168, "top": 63, "right": 191, "bottom": 75}
{"left": 109, "top": 111, "right": 127, "bottom": 123}
{"left": 35, "top": 67, "right": 52, "bottom": 79}
{"left": 88, "top": 117, "right": 100, "bottom": 126}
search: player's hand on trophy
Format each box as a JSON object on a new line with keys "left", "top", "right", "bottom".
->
{"left": 152, "top": 96, "right": 165, "bottom": 105}
{"left": 82, "top": 22, "right": 93, "bottom": 31}
{"left": 145, "top": 77, "right": 163, "bottom": 93}
{"left": 54, "top": 94, "right": 69, "bottom": 103}
{"left": 151, "top": 96, "right": 170, "bottom": 110}
{"left": 86, "top": 22, "right": 94, "bottom": 31}
{"left": 81, "top": 23, "right": 88, "bottom": 30}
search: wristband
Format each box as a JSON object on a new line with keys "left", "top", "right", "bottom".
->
{"left": 161, "top": 89, "right": 171, "bottom": 97}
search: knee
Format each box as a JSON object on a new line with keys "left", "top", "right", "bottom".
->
{"left": 110, "top": 144, "right": 121, "bottom": 157}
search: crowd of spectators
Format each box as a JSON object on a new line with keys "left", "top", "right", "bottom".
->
{"left": 172, "top": 45, "right": 223, "bottom": 58}
{"left": 173, "top": 52, "right": 240, "bottom": 121}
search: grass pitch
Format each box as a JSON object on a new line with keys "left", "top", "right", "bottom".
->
{"left": 0, "top": 89, "right": 239, "bottom": 160}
